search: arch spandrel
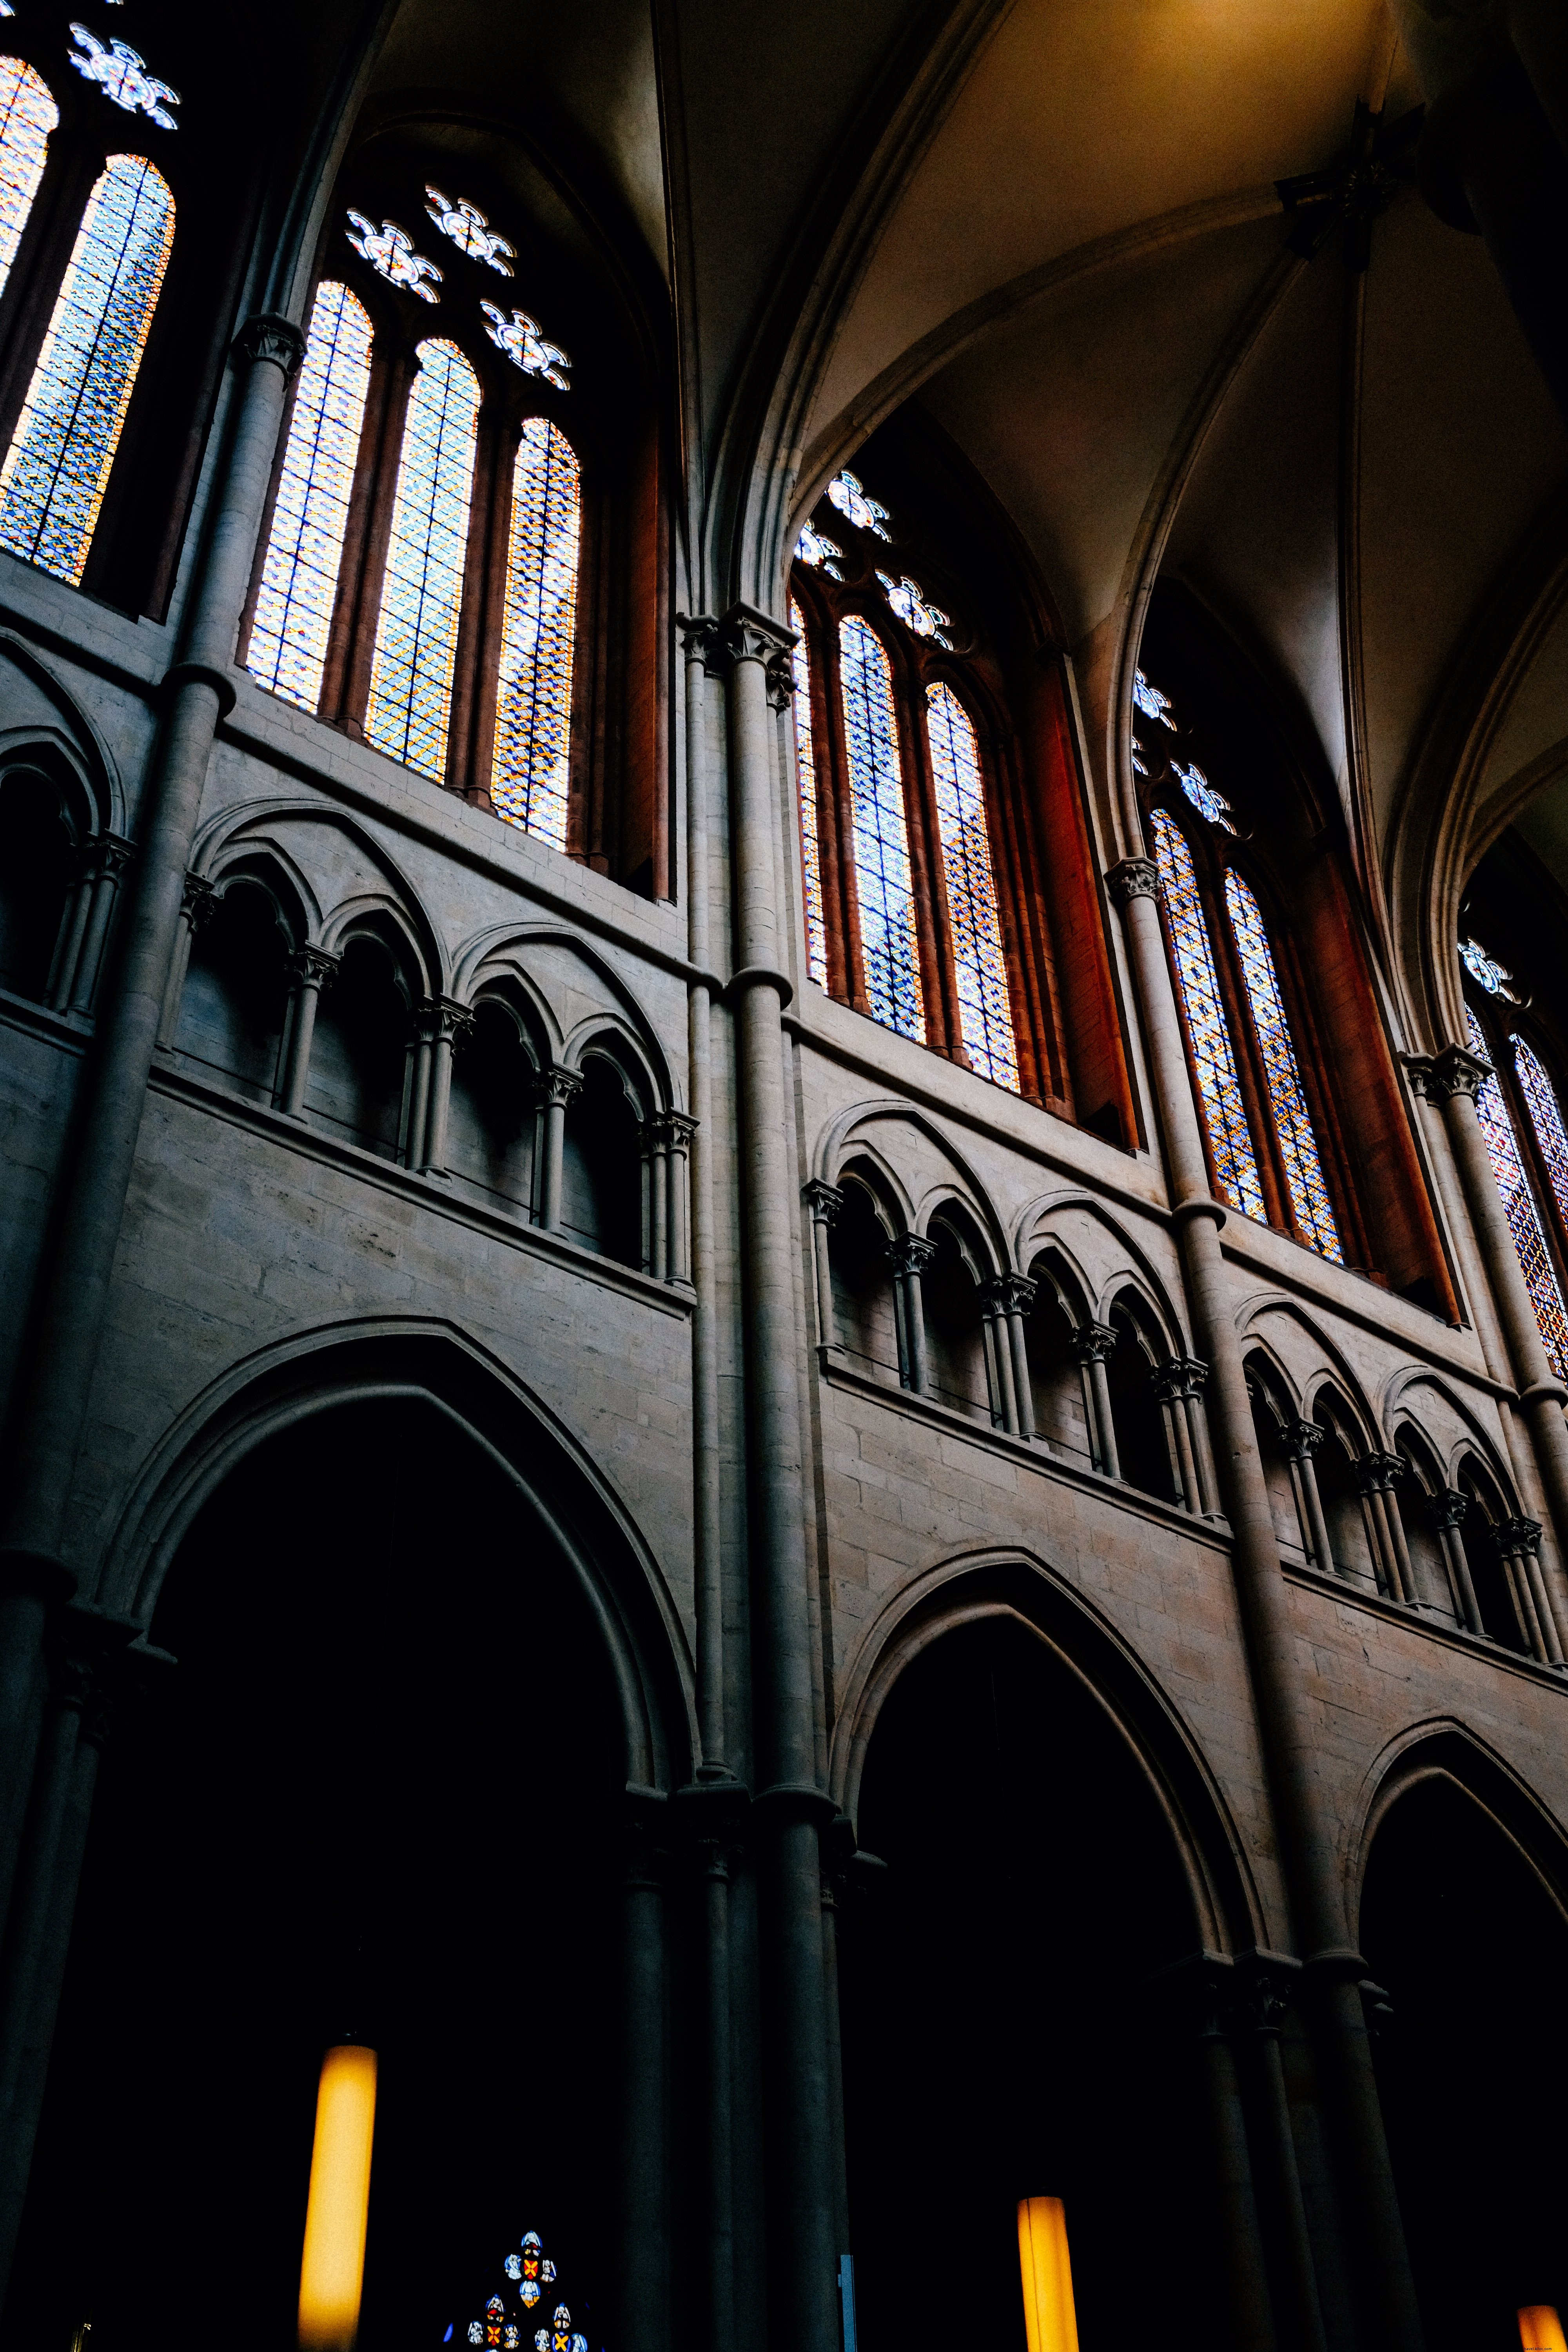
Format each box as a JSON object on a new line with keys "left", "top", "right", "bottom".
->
{"left": 813, "top": 1099, "right": 1007, "bottom": 1263}
{"left": 191, "top": 800, "right": 446, "bottom": 989}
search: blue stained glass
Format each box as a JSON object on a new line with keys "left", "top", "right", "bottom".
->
{"left": 926, "top": 681, "right": 1018, "bottom": 1090}
{"left": 795, "top": 520, "right": 841, "bottom": 576}
{"left": 839, "top": 615, "right": 924, "bottom": 1042}
{"left": 827, "top": 469, "right": 889, "bottom": 538}
{"left": 1513, "top": 1035, "right": 1568, "bottom": 1234}
{"left": 1469, "top": 1009, "right": 1568, "bottom": 1378}
{"left": 491, "top": 416, "right": 580, "bottom": 847}
{"left": 248, "top": 280, "right": 373, "bottom": 711}
{"left": 876, "top": 569, "right": 951, "bottom": 647}
{"left": 0, "top": 60, "right": 57, "bottom": 302}
{"left": 1152, "top": 811, "right": 1264, "bottom": 1221}
{"left": 67, "top": 28, "right": 178, "bottom": 128}
{"left": 789, "top": 598, "right": 827, "bottom": 989}
{"left": 365, "top": 338, "right": 479, "bottom": 781}
{"left": 1461, "top": 937, "right": 1519, "bottom": 1000}
{"left": 1225, "top": 871, "right": 1341, "bottom": 1260}
{"left": 1173, "top": 758, "right": 1236, "bottom": 833}
{"left": 1133, "top": 670, "right": 1175, "bottom": 727}
{"left": 0, "top": 153, "right": 172, "bottom": 585}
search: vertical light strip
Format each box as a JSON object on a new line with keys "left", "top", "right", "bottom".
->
{"left": 298, "top": 2044, "right": 377, "bottom": 2352}
{"left": 491, "top": 415, "right": 580, "bottom": 848}
{"left": 0, "top": 154, "right": 173, "bottom": 585}
{"left": 1468, "top": 1009, "right": 1568, "bottom": 1379}
{"left": 789, "top": 597, "right": 827, "bottom": 989}
{"left": 838, "top": 614, "right": 924, "bottom": 1042}
{"left": 248, "top": 281, "right": 373, "bottom": 712}
{"left": 0, "top": 59, "right": 56, "bottom": 299}
{"left": 1224, "top": 870, "right": 1342, "bottom": 1260}
{"left": 1151, "top": 811, "right": 1265, "bottom": 1221}
{"left": 365, "top": 338, "right": 479, "bottom": 782}
{"left": 1017, "top": 2198, "right": 1080, "bottom": 2352}
{"left": 926, "top": 680, "right": 1018, "bottom": 1090}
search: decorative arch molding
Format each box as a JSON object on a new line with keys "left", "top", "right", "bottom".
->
{"left": 0, "top": 630, "right": 124, "bottom": 836}
{"left": 1348, "top": 1719, "right": 1568, "bottom": 1947}
{"left": 454, "top": 924, "right": 680, "bottom": 1108}
{"left": 828, "top": 1546, "right": 1266, "bottom": 1954}
{"left": 322, "top": 893, "right": 436, "bottom": 1000}
{"left": 190, "top": 798, "right": 448, "bottom": 991}
{"left": 1380, "top": 1367, "right": 1521, "bottom": 1503}
{"left": 92, "top": 1316, "right": 696, "bottom": 1792}
{"left": 205, "top": 840, "right": 320, "bottom": 946}
{"left": 812, "top": 1098, "right": 1007, "bottom": 1263}
{"left": 1241, "top": 1337, "right": 1303, "bottom": 1422}
{"left": 837, "top": 1145, "right": 916, "bottom": 1238}
{"left": 1235, "top": 1291, "right": 1381, "bottom": 1445}
{"left": 1016, "top": 1190, "right": 1193, "bottom": 1350}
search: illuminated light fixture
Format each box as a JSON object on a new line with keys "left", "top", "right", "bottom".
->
{"left": 298, "top": 2043, "right": 378, "bottom": 2351}
{"left": 1017, "top": 2196, "right": 1080, "bottom": 2352}
{"left": 1520, "top": 2311, "right": 1568, "bottom": 2352}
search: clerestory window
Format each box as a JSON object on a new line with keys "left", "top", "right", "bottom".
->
{"left": 1462, "top": 944, "right": 1568, "bottom": 1377}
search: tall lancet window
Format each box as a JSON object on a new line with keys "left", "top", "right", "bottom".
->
{"left": 247, "top": 281, "right": 373, "bottom": 711}
{"left": 365, "top": 338, "right": 480, "bottom": 782}
{"left": 839, "top": 614, "right": 924, "bottom": 1043}
{"left": 0, "top": 154, "right": 173, "bottom": 584}
{"left": 0, "top": 59, "right": 56, "bottom": 296}
{"left": 1466, "top": 1007, "right": 1568, "bottom": 1378}
{"left": 1512, "top": 1037, "right": 1568, "bottom": 1227}
{"left": 1151, "top": 810, "right": 1264, "bottom": 1222}
{"left": 491, "top": 416, "right": 580, "bottom": 848}
{"left": 1225, "top": 871, "right": 1341, "bottom": 1259}
{"left": 789, "top": 596, "right": 828, "bottom": 990}
{"left": 927, "top": 681, "right": 1017, "bottom": 1090}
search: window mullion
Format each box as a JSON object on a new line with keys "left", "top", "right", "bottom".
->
{"left": 327, "top": 334, "right": 416, "bottom": 734}
{"left": 0, "top": 138, "right": 98, "bottom": 487}
{"left": 445, "top": 384, "right": 508, "bottom": 797}
{"left": 797, "top": 599, "right": 850, "bottom": 1002}
{"left": 896, "top": 658, "right": 965, "bottom": 1063}
{"left": 1209, "top": 849, "right": 1291, "bottom": 1232}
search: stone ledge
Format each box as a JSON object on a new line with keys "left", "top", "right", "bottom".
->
{"left": 1282, "top": 1558, "right": 1568, "bottom": 1691}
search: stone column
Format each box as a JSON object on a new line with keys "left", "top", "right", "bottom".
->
{"left": 1071, "top": 1321, "right": 1120, "bottom": 1478}
{"left": 997, "top": 1274, "right": 1037, "bottom": 1439}
{"left": 532, "top": 1066, "right": 582, "bottom": 1234}
{"left": 676, "top": 1782, "right": 748, "bottom": 2352}
{"left": 617, "top": 1795, "right": 669, "bottom": 2352}
{"left": 67, "top": 834, "right": 134, "bottom": 1017}
{"left": 1354, "top": 1453, "right": 1412, "bottom": 1606}
{"left": 0, "top": 312, "right": 304, "bottom": 1965}
{"left": 1106, "top": 855, "right": 1425, "bottom": 2352}
{"left": 1501, "top": 1516, "right": 1559, "bottom": 1664}
{"left": 1425, "top": 1044, "right": 1568, "bottom": 1652}
{"left": 978, "top": 1278, "right": 1020, "bottom": 1431}
{"left": 417, "top": 997, "right": 472, "bottom": 1175}
{"left": 1235, "top": 1958, "right": 1329, "bottom": 2352}
{"left": 887, "top": 1232, "right": 936, "bottom": 1396}
{"left": 1175, "top": 1957, "right": 1278, "bottom": 2352}
{"left": 1430, "top": 1489, "right": 1482, "bottom": 1634}
{"left": 155, "top": 872, "right": 217, "bottom": 1047}
{"left": 642, "top": 1116, "right": 671, "bottom": 1280}
{"left": 46, "top": 839, "right": 97, "bottom": 1014}
{"left": 658, "top": 1112, "right": 696, "bottom": 1285}
{"left": 1284, "top": 1421, "right": 1334, "bottom": 1574}
{"left": 276, "top": 945, "right": 338, "bottom": 1118}
{"left": 1153, "top": 1357, "right": 1213, "bottom": 1514}
{"left": 802, "top": 1181, "right": 844, "bottom": 1350}
{"left": 718, "top": 603, "right": 838, "bottom": 2352}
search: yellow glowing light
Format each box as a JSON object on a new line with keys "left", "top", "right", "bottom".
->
{"left": 298, "top": 2044, "right": 377, "bottom": 2352}
{"left": 1520, "top": 2310, "right": 1568, "bottom": 2352}
{"left": 1017, "top": 2196, "right": 1080, "bottom": 2352}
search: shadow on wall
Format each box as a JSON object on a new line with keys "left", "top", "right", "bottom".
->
{"left": 176, "top": 881, "right": 291, "bottom": 1102}
{"left": 0, "top": 771, "right": 72, "bottom": 999}
{"left": 560, "top": 1058, "right": 642, "bottom": 1266}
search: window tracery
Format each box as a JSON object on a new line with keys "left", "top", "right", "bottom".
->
{"left": 345, "top": 211, "right": 441, "bottom": 301}
{"left": 492, "top": 415, "right": 580, "bottom": 848}
{"left": 66, "top": 28, "right": 178, "bottom": 129}
{"left": 839, "top": 613, "right": 924, "bottom": 1042}
{"left": 247, "top": 279, "right": 373, "bottom": 712}
{"left": 826, "top": 468, "right": 889, "bottom": 538}
{"left": 1466, "top": 1007, "right": 1568, "bottom": 1378}
{"left": 1151, "top": 810, "right": 1264, "bottom": 1222}
{"left": 927, "top": 681, "right": 1017, "bottom": 1089}
{"left": 425, "top": 187, "right": 514, "bottom": 274}
{"left": 0, "top": 58, "right": 56, "bottom": 299}
{"left": 1462, "top": 948, "right": 1568, "bottom": 1375}
{"left": 876, "top": 570, "right": 950, "bottom": 647}
{"left": 1225, "top": 870, "right": 1341, "bottom": 1259}
{"left": 364, "top": 338, "right": 480, "bottom": 781}
{"left": 0, "top": 152, "right": 173, "bottom": 584}
{"left": 481, "top": 301, "right": 570, "bottom": 389}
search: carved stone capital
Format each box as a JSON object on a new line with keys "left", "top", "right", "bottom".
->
{"left": 533, "top": 1064, "right": 583, "bottom": 1112}
{"left": 1499, "top": 1515, "right": 1543, "bottom": 1560}
{"left": 418, "top": 994, "right": 474, "bottom": 1046}
{"left": 1429, "top": 1486, "right": 1468, "bottom": 1533}
{"left": 995, "top": 1272, "right": 1038, "bottom": 1316}
{"left": 93, "top": 832, "right": 134, "bottom": 880}
{"left": 1427, "top": 1042, "right": 1492, "bottom": 1102}
{"left": 287, "top": 944, "right": 339, "bottom": 992}
{"left": 764, "top": 646, "right": 795, "bottom": 711}
{"left": 888, "top": 1232, "right": 937, "bottom": 1279}
{"left": 1070, "top": 1320, "right": 1119, "bottom": 1367}
{"left": 234, "top": 311, "right": 306, "bottom": 377}
{"left": 1399, "top": 1053, "right": 1434, "bottom": 1101}
{"left": 646, "top": 1109, "right": 697, "bottom": 1155}
{"left": 1152, "top": 1354, "right": 1208, "bottom": 1404}
{"left": 181, "top": 872, "right": 218, "bottom": 933}
{"left": 716, "top": 601, "right": 797, "bottom": 669}
{"left": 675, "top": 612, "right": 721, "bottom": 668}
{"left": 1354, "top": 1450, "right": 1406, "bottom": 1497}
{"left": 803, "top": 1178, "right": 844, "bottom": 1229}
{"left": 1234, "top": 1951, "right": 1301, "bottom": 2036}
{"left": 1105, "top": 856, "right": 1159, "bottom": 907}
{"left": 1283, "top": 1418, "right": 1324, "bottom": 1463}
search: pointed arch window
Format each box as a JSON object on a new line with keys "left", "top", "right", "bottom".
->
{"left": 365, "top": 338, "right": 480, "bottom": 782}
{"left": 927, "top": 680, "right": 1017, "bottom": 1090}
{"left": 491, "top": 415, "right": 580, "bottom": 849}
{"left": 1462, "top": 949, "right": 1568, "bottom": 1377}
{"left": 0, "top": 58, "right": 56, "bottom": 298}
{"left": 247, "top": 280, "right": 373, "bottom": 712}
{"left": 0, "top": 152, "right": 172, "bottom": 584}
{"left": 789, "top": 593, "right": 828, "bottom": 990}
{"left": 1151, "top": 811, "right": 1265, "bottom": 1222}
{"left": 839, "top": 613, "right": 924, "bottom": 1043}
{"left": 1225, "top": 870, "right": 1341, "bottom": 1258}
{"left": 1466, "top": 1008, "right": 1568, "bottom": 1377}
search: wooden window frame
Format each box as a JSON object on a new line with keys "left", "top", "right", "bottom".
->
{"left": 789, "top": 561, "right": 1069, "bottom": 1108}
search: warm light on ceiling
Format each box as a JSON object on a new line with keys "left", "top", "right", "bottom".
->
{"left": 1017, "top": 2196, "right": 1080, "bottom": 2352}
{"left": 298, "top": 2044, "right": 378, "bottom": 2352}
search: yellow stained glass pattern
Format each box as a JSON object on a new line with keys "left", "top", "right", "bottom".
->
{"left": 365, "top": 339, "right": 479, "bottom": 783}
{"left": 0, "top": 154, "right": 172, "bottom": 585}
{"left": 0, "top": 60, "right": 57, "bottom": 301}
{"left": 491, "top": 417, "right": 579, "bottom": 848}
{"left": 1152, "top": 811, "right": 1264, "bottom": 1221}
{"left": 1224, "top": 870, "right": 1341, "bottom": 1260}
{"left": 839, "top": 615, "right": 924, "bottom": 1043}
{"left": 926, "top": 681, "right": 1018, "bottom": 1090}
{"left": 1469, "top": 1009, "right": 1568, "bottom": 1379}
{"left": 789, "top": 598, "right": 827, "bottom": 989}
{"left": 248, "top": 281, "right": 373, "bottom": 712}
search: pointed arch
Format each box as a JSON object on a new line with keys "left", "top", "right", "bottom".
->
{"left": 0, "top": 59, "right": 56, "bottom": 301}
{"left": 491, "top": 416, "right": 581, "bottom": 849}
{"left": 839, "top": 613, "right": 923, "bottom": 1042}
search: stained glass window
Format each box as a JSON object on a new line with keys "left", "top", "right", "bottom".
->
{"left": 0, "top": 61, "right": 57, "bottom": 303}
{"left": 1513, "top": 1037, "right": 1568, "bottom": 1231}
{"left": 1133, "top": 670, "right": 1175, "bottom": 728}
{"left": 1152, "top": 811, "right": 1264, "bottom": 1221}
{"left": 1225, "top": 871, "right": 1341, "bottom": 1259}
{"left": 839, "top": 615, "right": 923, "bottom": 1042}
{"left": 67, "top": 29, "right": 178, "bottom": 128}
{"left": 789, "top": 597, "right": 827, "bottom": 989}
{"left": 491, "top": 416, "right": 579, "bottom": 847}
{"left": 425, "top": 187, "right": 514, "bottom": 274}
{"left": 827, "top": 469, "right": 890, "bottom": 538}
{"left": 795, "top": 520, "right": 841, "bottom": 577}
{"left": 1173, "top": 759, "right": 1236, "bottom": 834}
{"left": 457, "top": 2230, "right": 576, "bottom": 2352}
{"left": 365, "top": 338, "right": 479, "bottom": 782}
{"left": 1461, "top": 937, "right": 1521, "bottom": 1001}
{"left": 347, "top": 212, "right": 441, "bottom": 301}
{"left": 247, "top": 280, "right": 372, "bottom": 711}
{"left": 481, "top": 303, "right": 570, "bottom": 389}
{"left": 0, "top": 154, "right": 172, "bottom": 585}
{"left": 876, "top": 570, "right": 951, "bottom": 648}
{"left": 1468, "top": 1009, "right": 1568, "bottom": 1378}
{"left": 926, "top": 682, "right": 1017, "bottom": 1090}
